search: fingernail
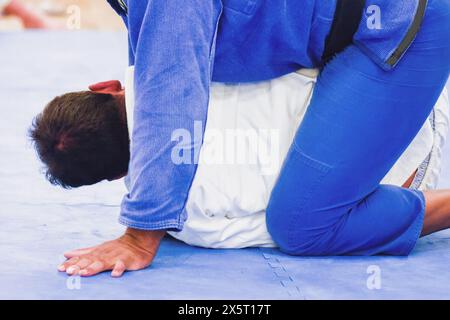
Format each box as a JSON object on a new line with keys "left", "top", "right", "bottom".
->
{"left": 79, "top": 270, "right": 88, "bottom": 276}
{"left": 66, "top": 266, "right": 76, "bottom": 274}
{"left": 58, "top": 265, "right": 65, "bottom": 271}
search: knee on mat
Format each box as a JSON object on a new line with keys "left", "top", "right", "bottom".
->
{"left": 266, "top": 201, "right": 295, "bottom": 254}
{"left": 266, "top": 203, "right": 329, "bottom": 256}
{"left": 267, "top": 186, "right": 425, "bottom": 256}
{"left": 267, "top": 221, "right": 332, "bottom": 256}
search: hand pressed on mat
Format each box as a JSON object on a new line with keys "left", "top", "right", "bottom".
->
{"left": 58, "top": 228, "right": 165, "bottom": 277}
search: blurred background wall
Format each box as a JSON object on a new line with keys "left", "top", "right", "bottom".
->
{"left": 0, "top": 0, "right": 125, "bottom": 30}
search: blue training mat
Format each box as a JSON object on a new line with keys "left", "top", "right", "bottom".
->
{"left": 1, "top": 32, "right": 450, "bottom": 300}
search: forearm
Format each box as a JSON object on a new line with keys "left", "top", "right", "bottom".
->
{"left": 121, "top": 0, "right": 223, "bottom": 230}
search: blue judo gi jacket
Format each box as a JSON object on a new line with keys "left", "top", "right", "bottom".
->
{"left": 106, "top": 0, "right": 426, "bottom": 231}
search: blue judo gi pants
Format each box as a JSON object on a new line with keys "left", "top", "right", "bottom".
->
{"left": 266, "top": 0, "right": 450, "bottom": 255}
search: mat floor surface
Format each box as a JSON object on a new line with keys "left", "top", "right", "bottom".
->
{"left": 1, "top": 32, "right": 450, "bottom": 300}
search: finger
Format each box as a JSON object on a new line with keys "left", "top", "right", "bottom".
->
{"left": 66, "top": 264, "right": 81, "bottom": 276}
{"left": 64, "top": 247, "right": 96, "bottom": 259}
{"left": 65, "top": 258, "right": 91, "bottom": 275}
{"left": 79, "top": 261, "right": 106, "bottom": 277}
{"left": 74, "top": 258, "right": 92, "bottom": 270}
{"left": 111, "top": 260, "right": 127, "bottom": 278}
{"left": 58, "top": 256, "right": 80, "bottom": 272}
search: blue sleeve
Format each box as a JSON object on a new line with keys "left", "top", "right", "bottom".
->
{"left": 119, "top": 0, "right": 223, "bottom": 231}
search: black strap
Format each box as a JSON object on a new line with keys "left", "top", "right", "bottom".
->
{"left": 106, "top": 0, "right": 127, "bottom": 16}
{"left": 322, "top": 0, "right": 367, "bottom": 64}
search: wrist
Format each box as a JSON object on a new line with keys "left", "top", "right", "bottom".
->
{"left": 124, "top": 227, "right": 166, "bottom": 246}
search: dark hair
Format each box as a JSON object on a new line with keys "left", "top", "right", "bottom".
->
{"left": 30, "top": 91, "right": 130, "bottom": 188}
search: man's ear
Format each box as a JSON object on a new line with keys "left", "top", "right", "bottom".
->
{"left": 89, "top": 80, "right": 123, "bottom": 93}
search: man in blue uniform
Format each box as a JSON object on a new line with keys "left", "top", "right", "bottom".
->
{"left": 56, "top": 0, "right": 449, "bottom": 277}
